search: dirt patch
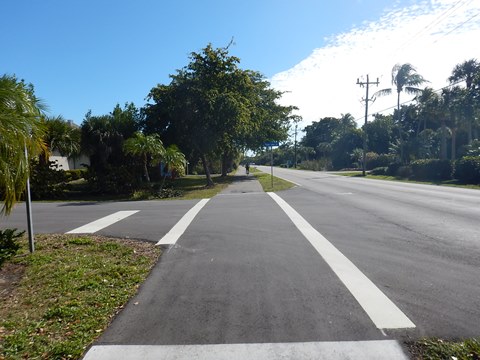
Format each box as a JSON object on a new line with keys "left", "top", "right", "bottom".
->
{"left": 0, "top": 262, "right": 26, "bottom": 300}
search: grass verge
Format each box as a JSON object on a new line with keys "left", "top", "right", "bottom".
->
{"left": 251, "top": 168, "right": 296, "bottom": 192}
{"left": 333, "top": 172, "right": 480, "bottom": 189}
{"left": 409, "top": 338, "right": 480, "bottom": 359}
{"left": 0, "top": 234, "right": 161, "bottom": 359}
{"left": 60, "top": 174, "right": 235, "bottom": 202}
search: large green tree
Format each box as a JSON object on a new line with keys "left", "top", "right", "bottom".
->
{"left": 0, "top": 75, "right": 46, "bottom": 214}
{"left": 145, "top": 44, "right": 295, "bottom": 186}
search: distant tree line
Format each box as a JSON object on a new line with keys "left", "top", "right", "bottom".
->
{"left": 1, "top": 44, "right": 297, "bottom": 213}
{"left": 252, "top": 59, "right": 480, "bottom": 184}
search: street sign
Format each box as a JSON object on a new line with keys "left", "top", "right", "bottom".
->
{"left": 264, "top": 141, "right": 279, "bottom": 147}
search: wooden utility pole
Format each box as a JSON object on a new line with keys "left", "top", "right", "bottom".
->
{"left": 356, "top": 75, "right": 379, "bottom": 176}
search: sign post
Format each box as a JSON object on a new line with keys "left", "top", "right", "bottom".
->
{"left": 264, "top": 142, "right": 279, "bottom": 190}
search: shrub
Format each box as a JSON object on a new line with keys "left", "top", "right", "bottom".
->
{"left": 410, "top": 159, "right": 453, "bottom": 181}
{"left": 0, "top": 228, "right": 24, "bottom": 268}
{"left": 367, "top": 153, "right": 395, "bottom": 170}
{"left": 454, "top": 156, "right": 480, "bottom": 184}
{"left": 30, "top": 160, "right": 68, "bottom": 199}
{"left": 65, "top": 169, "right": 87, "bottom": 182}
{"left": 370, "top": 167, "right": 388, "bottom": 175}
{"left": 298, "top": 159, "right": 332, "bottom": 171}
{"left": 386, "top": 162, "right": 402, "bottom": 176}
{"left": 85, "top": 165, "right": 139, "bottom": 195}
{"left": 396, "top": 165, "right": 412, "bottom": 179}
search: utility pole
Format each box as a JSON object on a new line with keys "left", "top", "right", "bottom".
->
{"left": 356, "top": 75, "right": 379, "bottom": 176}
{"left": 294, "top": 124, "right": 298, "bottom": 168}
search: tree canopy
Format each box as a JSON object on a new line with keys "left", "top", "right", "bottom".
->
{"left": 145, "top": 44, "right": 296, "bottom": 185}
{"left": 0, "top": 75, "right": 46, "bottom": 214}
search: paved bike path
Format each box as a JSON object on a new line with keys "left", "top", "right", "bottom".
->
{"left": 86, "top": 170, "right": 409, "bottom": 359}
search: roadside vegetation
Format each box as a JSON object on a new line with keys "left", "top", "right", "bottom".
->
{"left": 251, "top": 167, "right": 295, "bottom": 192}
{"left": 409, "top": 338, "right": 480, "bottom": 360}
{"left": 0, "top": 234, "right": 160, "bottom": 359}
{"left": 334, "top": 171, "right": 480, "bottom": 190}
{"left": 248, "top": 60, "right": 480, "bottom": 187}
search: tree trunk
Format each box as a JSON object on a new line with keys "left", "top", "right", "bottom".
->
{"left": 451, "top": 127, "right": 456, "bottom": 161}
{"left": 440, "top": 119, "right": 447, "bottom": 160}
{"left": 221, "top": 152, "right": 228, "bottom": 177}
{"left": 201, "top": 154, "right": 214, "bottom": 187}
{"left": 143, "top": 155, "right": 150, "bottom": 183}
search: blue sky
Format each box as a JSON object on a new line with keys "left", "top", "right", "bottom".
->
{"left": 2, "top": 0, "right": 479, "bottom": 128}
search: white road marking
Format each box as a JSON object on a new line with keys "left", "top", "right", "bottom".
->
{"left": 156, "top": 199, "right": 209, "bottom": 245}
{"left": 66, "top": 211, "right": 139, "bottom": 234}
{"left": 83, "top": 340, "right": 409, "bottom": 360}
{"left": 268, "top": 192, "right": 415, "bottom": 330}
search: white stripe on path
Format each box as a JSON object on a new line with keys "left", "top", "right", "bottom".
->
{"left": 156, "top": 199, "right": 209, "bottom": 245}
{"left": 66, "top": 211, "right": 139, "bottom": 234}
{"left": 83, "top": 340, "right": 409, "bottom": 360}
{"left": 267, "top": 192, "right": 415, "bottom": 330}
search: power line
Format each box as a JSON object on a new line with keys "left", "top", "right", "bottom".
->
{"left": 394, "top": 0, "right": 471, "bottom": 54}
{"left": 433, "top": 10, "right": 480, "bottom": 43}
{"left": 354, "top": 79, "right": 465, "bottom": 122}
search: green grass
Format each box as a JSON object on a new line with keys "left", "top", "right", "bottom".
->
{"left": 168, "top": 174, "right": 234, "bottom": 199}
{"left": 0, "top": 234, "right": 161, "bottom": 359}
{"left": 251, "top": 168, "right": 295, "bottom": 192}
{"left": 409, "top": 338, "right": 480, "bottom": 359}
{"left": 53, "top": 174, "right": 235, "bottom": 202}
{"left": 333, "top": 172, "right": 480, "bottom": 189}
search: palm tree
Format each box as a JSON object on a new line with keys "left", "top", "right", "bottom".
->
{"left": 448, "top": 59, "right": 480, "bottom": 144}
{"left": 159, "top": 145, "right": 186, "bottom": 190}
{"left": 41, "top": 115, "right": 81, "bottom": 166}
{"left": 0, "top": 75, "right": 46, "bottom": 215}
{"left": 123, "top": 132, "right": 165, "bottom": 182}
{"left": 376, "top": 63, "right": 428, "bottom": 161}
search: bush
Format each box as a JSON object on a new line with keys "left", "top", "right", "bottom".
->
{"left": 65, "top": 169, "right": 87, "bottom": 182}
{"left": 0, "top": 228, "right": 24, "bottom": 268}
{"left": 85, "top": 165, "right": 139, "bottom": 195}
{"left": 298, "top": 159, "right": 332, "bottom": 171}
{"left": 30, "top": 160, "right": 68, "bottom": 200}
{"left": 386, "top": 162, "right": 402, "bottom": 176}
{"left": 454, "top": 156, "right": 480, "bottom": 184}
{"left": 410, "top": 159, "right": 453, "bottom": 181}
{"left": 370, "top": 167, "right": 388, "bottom": 175}
{"left": 366, "top": 153, "right": 395, "bottom": 170}
{"left": 396, "top": 165, "right": 412, "bottom": 179}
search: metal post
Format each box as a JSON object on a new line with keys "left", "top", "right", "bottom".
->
{"left": 270, "top": 146, "right": 274, "bottom": 189}
{"left": 294, "top": 124, "right": 298, "bottom": 168}
{"left": 24, "top": 143, "right": 34, "bottom": 253}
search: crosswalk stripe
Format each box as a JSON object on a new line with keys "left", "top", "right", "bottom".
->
{"left": 66, "top": 211, "right": 139, "bottom": 234}
{"left": 268, "top": 192, "right": 415, "bottom": 330}
{"left": 156, "top": 199, "right": 209, "bottom": 245}
{"left": 83, "top": 340, "right": 409, "bottom": 360}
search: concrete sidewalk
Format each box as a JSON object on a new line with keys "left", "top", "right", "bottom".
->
{"left": 220, "top": 166, "right": 264, "bottom": 194}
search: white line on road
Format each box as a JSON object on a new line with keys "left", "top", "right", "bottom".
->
{"left": 83, "top": 340, "right": 409, "bottom": 360}
{"left": 156, "top": 199, "right": 209, "bottom": 245}
{"left": 267, "top": 192, "right": 415, "bottom": 330}
{"left": 66, "top": 211, "right": 139, "bottom": 234}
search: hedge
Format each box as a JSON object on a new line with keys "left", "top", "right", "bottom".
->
{"left": 410, "top": 159, "right": 453, "bottom": 181}
{"left": 454, "top": 156, "right": 480, "bottom": 184}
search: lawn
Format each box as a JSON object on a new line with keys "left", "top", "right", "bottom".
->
{"left": 0, "top": 234, "right": 161, "bottom": 359}
{"left": 250, "top": 167, "right": 296, "bottom": 192}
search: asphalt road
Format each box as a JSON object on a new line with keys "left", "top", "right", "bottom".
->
{"left": 3, "top": 169, "right": 479, "bottom": 358}
{"left": 257, "top": 166, "right": 480, "bottom": 339}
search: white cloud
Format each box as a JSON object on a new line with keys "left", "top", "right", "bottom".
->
{"left": 271, "top": 0, "right": 480, "bottom": 130}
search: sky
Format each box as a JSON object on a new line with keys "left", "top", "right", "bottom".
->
{"left": 2, "top": 0, "right": 479, "bottom": 134}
